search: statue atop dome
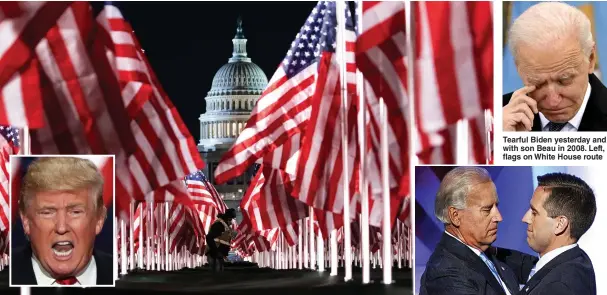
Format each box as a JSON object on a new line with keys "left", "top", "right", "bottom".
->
{"left": 235, "top": 16, "right": 245, "bottom": 39}
{"left": 229, "top": 16, "right": 250, "bottom": 63}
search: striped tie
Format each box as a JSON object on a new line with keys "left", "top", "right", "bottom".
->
{"left": 480, "top": 253, "right": 505, "bottom": 289}
{"left": 527, "top": 267, "right": 537, "bottom": 282}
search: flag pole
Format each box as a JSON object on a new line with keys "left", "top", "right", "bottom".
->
{"left": 405, "top": 0, "right": 416, "bottom": 273}
{"left": 114, "top": 216, "right": 119, "bottom": 281}
{"left": 485, "top": 109, "right": 493, "bottom": 164}
{"left": 20, "top": 128, "right": 31, "bottom": 295}
{"left": 309, "top": 208, "right": 315, "bottom": 270}
{"left": 146, "top": 200, "right": 151, "bottom": 270}
{"left": 138, "top": 203, "right": 144, "bottom": 269}
{"left": 298, "top": 219, "right": 303, "bottom": 269}
{"left": 165, "top": 202, "right": 169, "bottom": 271}
{"left": 317, "top": 231, "right": 324, "bottom": 272}
{"left": 336, "top": 0, "right": 353, "bottom": 282}
{"left": 158, "top": 202, "right": 164, "bottom": 271}
{"left": 291, "top": 240, "right": 295, "bottom": 269}
{"left": 456, "top": 120, "right": 469, "bottom": 164}
{"left": 149, "top": 200, "right": 155, "bottom": 271}
{"left": 303, "top": 217, "right": 308, "bottom": 268}
{"left": 120, "top": 218, "right": 127, "bottom": 275}
{"left": 354, "top": 0, "right": 371, "bottom": 285}
{"left": 380, "top": 95, "right": 392, "bottom": 284}
{"left": 129, "top": 201, "right": 135, "bottom": 271}
{"left": 396, "top": 220, "right": 404, "bottom": 269}
{"left": 330, "top": 229, "right": 338, "bottom": 276}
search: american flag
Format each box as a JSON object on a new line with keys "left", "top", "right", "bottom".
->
{"left": 235, "top": 170, "right": 297, "bottom": 252}
{"left": 259, "top": 167, "right": 307, "bottom": 232}
{"left": 167, "top": 202, "right": 185, "bottom": 252}
{"left": 0, "top": 126, "right": 19, "bottom": 154}
{"left": 413, "top": 1, "right": 493, "bottom": 164}
{"left": 355, "top": 1, "right": 411, "bottom": 229}
{"left": 0, "top": 2, "right": 72, "bottom": 128}
{"left": 0, "top": 2, "right": 205, "bottom": 219}
{"left": 247, "top": 132, "right": 309, "bottom": 234}
{"left": 185, "top": 170, "right": 226, "bottom": 212}
{"left": 213, "top": 1, "right": 338, "bottom": 184}
{"left": 185, "top": 170, "right": 227, "bottom": 235}
{"left": 0, "top": 126, "right": 19, "bottom": 233}
{"left": 242, "top": 163, "right": 308, "bottom": 235}
{"left": 290, "top": 1, "right": 359, "bottom": 225}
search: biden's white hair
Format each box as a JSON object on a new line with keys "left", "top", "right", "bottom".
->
{"left": 508, "top": 2, "right": 595, "bottom": 62}
{"left": 434, "top": 167, "right": 495, "bottom": 224}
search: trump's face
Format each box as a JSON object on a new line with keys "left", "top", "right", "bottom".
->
{"left": 522, "top": 187, "right": 556, "bottom": 256}
{"left": 457, "top": 181, "right": 503, "bottom": 250}
{"left": 516, "top": 34, "right": 595, "bottom": 123}
{"left": 22, "top": 189, "right": 104, "bottom": 279}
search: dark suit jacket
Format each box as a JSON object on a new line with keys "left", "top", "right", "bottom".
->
{"left": 11, "top": 243, "right": 114, "bottom": 285}
{"left": 507, "top": 246, "right": 596, "bottom": 295}
{"left": 420, "top": 233, "right": 536, "bottom": 295}
{"left": 503, "top": 74, "right": 607, "bottom": 131}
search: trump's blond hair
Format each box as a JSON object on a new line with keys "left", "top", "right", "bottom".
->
{"left": 19, "top": 157, "right": 105, "bottom": 215}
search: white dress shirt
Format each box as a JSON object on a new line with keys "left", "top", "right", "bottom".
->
{"left": 445, "top": 231, "right": 512, "bottom": 295}
{"left": 527, "top": 243, "right": 578, "bottom": 282}
{"left": 539, "top": 82, "right": 591, "bottom": 132}
{"left": 32, "top": 254, "right": 97, "bottom": 286}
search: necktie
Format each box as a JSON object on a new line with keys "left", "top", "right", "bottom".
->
{"left": 527, "top": 267, "right": 537, "bottom": 282}
{"left": 55, "top": 276, "right": 78, "bottom": 285}
{"left": 480, "top": 253, "right": 505, "bottom": 289}
{"left": 546, "top": 122, "right": 567, "bottom": 131}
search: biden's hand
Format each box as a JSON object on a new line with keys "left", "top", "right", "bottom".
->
{"left": 503, "top": 85, "right": 538, "bottom": 131}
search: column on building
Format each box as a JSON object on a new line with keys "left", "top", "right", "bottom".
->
{"left": 222, "top": 120, "right": 226, "bottom": 138}
{"left": 200, "top": 122, "right": 204, "bottom": 140}
{"left": 223, "top": 121, "right": 227, "bottom": 138}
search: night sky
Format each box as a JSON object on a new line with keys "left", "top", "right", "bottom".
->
{"left": 93, "top": 1, "right": 317, "bottom": 139}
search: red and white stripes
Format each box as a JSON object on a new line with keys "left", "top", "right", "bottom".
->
{"left": 413, "top": 1, "right": 493, "bottom": 163}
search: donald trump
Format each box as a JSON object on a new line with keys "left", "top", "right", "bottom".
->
{"left": 11, "top": 157, "right": 113, "bottom": 286}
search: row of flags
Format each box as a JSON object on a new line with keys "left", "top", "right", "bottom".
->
{"left": 0, "top": 2, "right": 204, "bottom": 222}
{"left": 0, "top": 0, "right": 492, "bottom": 260}
{"left": 216, "top": 1, "right": 492, "bottom": 255}
{"left": 0, "top": 1, "right": 228, "bottom": 258}
{"left": 116, "top": 169, "right": 229, "bottom": 261}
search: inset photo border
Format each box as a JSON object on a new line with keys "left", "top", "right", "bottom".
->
{"left": 8, "top": 155, "right": 115, "bottom": 287}
{"left": 414, "top": 165, "right": 604, "bottom": 295}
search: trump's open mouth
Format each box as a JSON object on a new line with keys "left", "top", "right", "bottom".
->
{"left": 52, "top": 241, "right": 74, "bottom": 258}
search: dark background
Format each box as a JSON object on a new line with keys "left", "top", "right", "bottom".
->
{"left": 92, "top": 1, "right": 318, "bottom": 140}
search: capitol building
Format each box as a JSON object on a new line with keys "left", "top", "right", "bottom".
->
{"left": 198, "top": 19, "right": 267, "bottom": 222}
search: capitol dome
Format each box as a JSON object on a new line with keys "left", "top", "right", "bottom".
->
{"left": 199, "top": 18, "right": 268, "bottom": 151}
{"left": 209, "top": 60, "right": 268, "bottom": 97}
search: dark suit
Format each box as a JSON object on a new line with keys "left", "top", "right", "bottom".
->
{"left": 505, "top": 246, "right": 596, "bottom": 295}
{"left": 11, "top": 243, "right": 114, "bottom": 285}
{"left": 420, "top": 233, "right": 536, "bottom": 295}
{"left": 503, "top": 74, "right": 607, "bottom": 131}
